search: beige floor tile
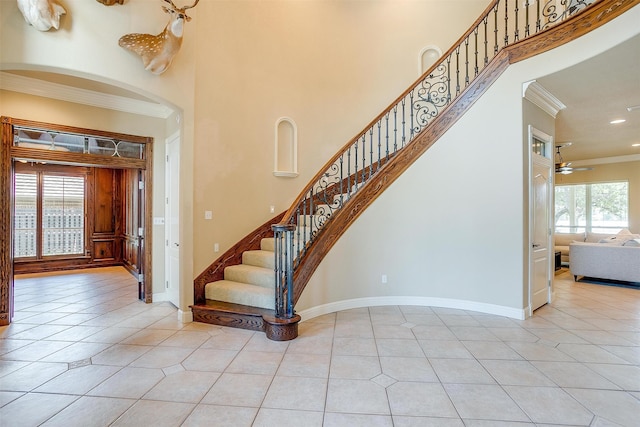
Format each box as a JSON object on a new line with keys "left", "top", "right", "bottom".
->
{"left": 462, "top": 420, "right": 534, "bottom": 426}
{"left": 437, "top": 315, "right": 481, "bottom": 327}
{"left": 379, "top": 356, "right": 438, "bottom": 382}
{"left": 120, "top": 328, "right": 176, "bottom": 346}
{"left": 419, "top": 340, "right": 473, "bottom": 359}
{"left": 201, "top": 372, "right": 272, "bottom": 407}
{"left": 91, "top": 344, "right": 152, "bottom": 366}
{"left": 244, "top": 333, "right": 291, "bottom": 353}
{"left": 324, "top": 412, "right": 393, "bottom": 426}
{"left": 462, "top": 340, "right": 523, "bottom": 360}
{"left": 393, "top": 416, "right": 465, "bottom": 426}
{"left": 450, "top": 326, "right": 499, "bottom": 341}
{"left": 80, "top": 327, "right": 140, "bottom": 344}
{"left": 128, "top": 346, "right": 194, "bottom": 368}
{"left": 487, "top": 327, "right": 540, "bottom": 342}
{"left": 585, "top": 362, "right": 640, "bottom": 390}
{"left": 285, "top": 335, "right": 333, "bottom": 354}
{"left": 388, "top": 382, "right": 458, "bottom": 418}
{"left": 370, "top": 313, "right": 407, "bottom": 325}
{"left": 87, "top": 367, "right": 164, "bottom": 399}
{"left": 181, "top": 348, "right": 238, "bottom": 372}
{"left": 0, "top": 361, "right": 68, "bottom": 391}
{"left": 277, "top": 352, "right": 330, "bottom": 378}
{"left": 373, "top": 324, "right": 416, "bottom": 339}
{"left": 297, "top": 322, "right": 336, "bottom": 339}
{"left": 557, "top": 343, "right": 631, "bottom": 364}
{"left": 111, "top": 400, "right": 194, "bottom": 427}
{"left": 35, "top": 364, "right": 120, "bottom": 395}
{"left": 566, "top": 388, "right": 640, "bottom": 427}
{"left": 329, "top": 355, "right": 381, "bottom": 379}
{"left": 430, "top": 358, "right": 495, "bottom": 384}
{"left": 225, "top": 350, "right": 283, "bottom": 375}
{"left": 571, "top": 329, "right": 637, "bottom": 346}
{"left": 142, "top": 370, "right": 218, "bottom": 403}
{"left": 182, "top": 404, "right": 257, "bottom": 427}
{"left": 402, "top": 314, "right": 445, "bottom": 326}
{"left": 40, "top": 342, "right": 111, "bottom": 363}
{"left": 531, "top": 361, "right": 621, "bottom": 389}
{"left": 376, "top": 339, "right": 424, "bottom": 357}
{"left": 506, "top": 341, "right": 577, "bottom": 362}
{"left": 504, "top": 386, "right": 594, "bottom": 425}
{"left": 471, "top": 315, "right": 519, "bottom": 328}
{"left": 0, "top": 392, "right": 78, "bottom": 427}
{"left": 333, "top": 321, "right": 374, "bottom": 338}
{"left": 526, "top": 328, "right": 589, "bottom": 344}
{"left": 157, "top": 331, "right": 211, "bottom": 348}
{"left": 0, "top": 359, "right": 30, "bottom": 376}
{"left": 262, "top": 376, "right": 327, "bottom": 411}
{"left": 253, "top": 408, "right": 323, "bottom": 427}
{"left": 333, "top": 337, "right": 378, "bottom": 356}
{"left": 412, "top": 326, "right": 457, "bottom": 340}
{"left": 600, "top": 344, "right": 640, "bottom": 364}
{"left": 445, "top": 383, "right": 529, "bottom": 422}
{"left": 44, "top": 325, "right": 105, "bottom": 341}
{"left": 1, "top": 339, "right": 73, "bottom": 361}
{"left": 0, "top": 391, "right": 24, "bottom": 407}
{"left": 326, "top": 378, "right": 390, "bottom": 415}
{"left": 199, "top": 330, "right": 254, "bottom": 351}
{"left": 479, "top": 360, "right": 556, "bottom": 387}
{"left": 39, "top": 396, "right": 134, "bottom": 427}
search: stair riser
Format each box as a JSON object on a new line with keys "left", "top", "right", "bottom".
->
{"left": 242, "top": 251, "right": 275, "bottom": 269}
{"left": 224, "top": 266, "right": 274, "bottom": 289}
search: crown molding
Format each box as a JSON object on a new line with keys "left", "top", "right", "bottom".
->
{"left": 523, "top": 80, "right": 566, "bottom": 118}
{"left": 0, "top": 72, "right": 173, "bottom": 119}
{"left": 571, "top": 154, "right": 640, "bottom": 167}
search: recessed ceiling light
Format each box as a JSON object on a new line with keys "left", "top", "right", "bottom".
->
{"left": 610, "top": 119, "right": 626, "bottom": 124}
{"left": 632, "top": 143, "right": 640, "bottom": 147}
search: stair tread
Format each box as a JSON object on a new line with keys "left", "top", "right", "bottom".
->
{"left": 224, "top": 264, "right": 274, "bottom": 289}
{"left": 205, "top": 280, "right": 274, "bottom": 309}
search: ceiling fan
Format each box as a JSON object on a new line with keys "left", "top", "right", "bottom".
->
{"left": 555, "top": 143, "right": 593, "bottom": 174}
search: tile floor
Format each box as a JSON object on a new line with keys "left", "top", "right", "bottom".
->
{"left": 1, "top": 266, "right": 639, "bottom": 426}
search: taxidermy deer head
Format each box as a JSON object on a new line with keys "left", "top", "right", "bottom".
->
{"left": 96, "top": 0, "right": 124, "bottom": 5}
{"left": 17, "top": 0, "right": 66, "bottom": 31}
{"left": 118, "top": 0, "right": 200, "bottom": 75}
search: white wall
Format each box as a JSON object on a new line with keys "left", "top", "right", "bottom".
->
{"left": 297, "top": 5, "right": 640, "bottom": 319}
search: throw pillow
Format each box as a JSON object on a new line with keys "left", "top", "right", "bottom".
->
{"left": 623, "top": 239, "right": 640, "bottom": 247}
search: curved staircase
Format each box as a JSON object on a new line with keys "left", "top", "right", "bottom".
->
{"left": 192, "top": 0, "right": 640, "bottom": 340}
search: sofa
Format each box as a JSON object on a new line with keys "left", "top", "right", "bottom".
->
{"left": 569, "top": 240, "right": 640, "bottom": 283}
{"left": 554, "top": 231, "right": 617, "bottom": 265}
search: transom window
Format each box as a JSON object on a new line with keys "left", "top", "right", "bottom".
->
{"left": 555, "top": 181, "right": 629, "bottom": 233}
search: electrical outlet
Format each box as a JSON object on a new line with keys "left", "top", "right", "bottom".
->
{"left": 214, "top": 243, "right": 219, "bottom": 252}
{"left": 204, "top": 210, "right": 212, "bottom": 220}
{"left": 270, "top": 205, "right": 275, "bottom": 214}
{"left": 381, "top": 274, "right": 388, "bottom": 284}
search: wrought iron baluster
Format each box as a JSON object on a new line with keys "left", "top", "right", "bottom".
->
{"left": 536, "top": 0, "right": 541, "bottom": 32}
{"left": 272, "top": 224, "right": 296, "bottom": 319}
{"left": 504, "top": 0, "right": 509, "bottom": 46}
{"left": 446, "top": 56, "right": 452, "bottom": 103}
{"left": 455, "top": 46, "right": 461, "bottom": 95}
{"left": 410, "top": 92, "right": 415, "bottom": 141}
{"left": 347, "top": 146, "right": 352, "bottom": 199}
{"left": 525, "top": 0, "right": 530, "bottom": 37}
{"left": 515, "top": 0, "right": 520, "bottom": 41}
{"left": 483, "top": 16, "right": 489, "bottom": 65}
{"left": 464, "top": 37, "right": 470, "bottom": 86}
{"left": 494, "top": 3, "right": 499, "bottom": 54}
{"left": 401, "top": 98, "right": 406, "bottom": 148}
{"left": 393, "top": 105, "right": 398, "bottom": 153}
{"left": 368, "top": 128, "right": 374, "bottom": 179}
{"left": 385, "top": 112, "right": 390, "bottom": 160}
{"left": 376, "top": 121, "right": 382, "bottom": 171}
{"left": 354, "top": 138, "right": 359, "bottom": 190}
{"left": 361, "top": 134, "right": 366, "bottom": 184}
{"left": 339, "top": 155, "right": 344, "bottom": 207}
{"left": 474, "top": 27, "right": 479, "bottom": 77}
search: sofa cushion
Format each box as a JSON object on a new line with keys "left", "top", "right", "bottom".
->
{"left": 586, "top": 232, "right": 615, "bottom": 243}
{"left": 555, "top": 232, "right": 585, "bottom": 246}
{"left": 623, "top": 239, "right": 640, "bottom": 247}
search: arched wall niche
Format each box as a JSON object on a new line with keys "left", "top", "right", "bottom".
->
{"left": 273, "top": 117, "right": 298, "bottom": 178}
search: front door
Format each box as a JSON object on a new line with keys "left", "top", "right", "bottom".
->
{"left": 529, "top": 126, "right": 553, "bottom": 312}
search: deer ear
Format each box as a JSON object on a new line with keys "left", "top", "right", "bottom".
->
{"left": 162, "top": 6, "right": 170, "bottom": 13}
{"left": 185, "top": 15, "right": 192, "bottom": 22}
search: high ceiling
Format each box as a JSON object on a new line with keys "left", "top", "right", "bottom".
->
{"left": 537, "top": 33, "right": 640, "bottom": 164}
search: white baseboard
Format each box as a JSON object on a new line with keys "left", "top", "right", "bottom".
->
{"left": 297, "top": 296, "right": 527, "bottom": 322}
{"left": 178, "top": 309, "right": 193, "bottom": 323}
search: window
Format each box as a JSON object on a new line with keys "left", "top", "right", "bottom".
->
{"left": 555, "top": 182, "right": 629, "bottom": 233}
{"left": 14, "top": 171, "right": 86, "bottom": 259}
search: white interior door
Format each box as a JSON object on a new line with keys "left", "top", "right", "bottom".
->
{"left": 165, "top": 133, "right": 180, "bottom": 308}
{"left": 529, "top": 127, "right": 553, "bottom": 313}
